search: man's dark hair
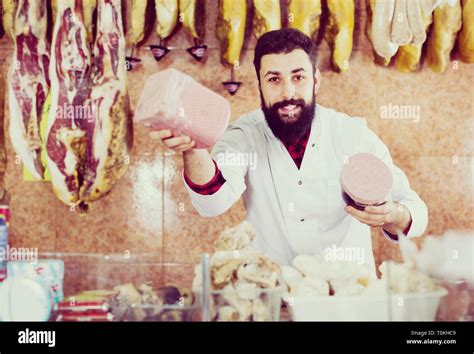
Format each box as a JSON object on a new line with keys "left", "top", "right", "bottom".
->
{"left": 253, "top": 28, "right": 317, "bottom": 82}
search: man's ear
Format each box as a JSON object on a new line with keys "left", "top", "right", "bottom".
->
{"left": 314, "top": 68, "right": 321, "bottom": 95}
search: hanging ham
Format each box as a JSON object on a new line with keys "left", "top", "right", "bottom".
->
{"left": 8, "top": 0, "right": 50, "bottom": 180}
{"left": 2, "top": 0, "right": 18, "bottom": 41}
{"left": 155, "top": 0, "right": 178, "bottom": 40}
{"left": 46, "top": 0, "right": 132, "bottom": 209}
{"left": 252, "top": 0, "right": 281, "bottom": 39}
{"left": 80, "top": 0, "right": 132, "bottom": 204}
{"left": 46, "top": 0, "right": 92, "bottom": 204}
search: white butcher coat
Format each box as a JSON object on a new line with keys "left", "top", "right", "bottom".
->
{"left": 183, "top": 104, "right": 428, "bottom": 271}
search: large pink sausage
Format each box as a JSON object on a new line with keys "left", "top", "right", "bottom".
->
{"left": 341, "top": 152, "right": 393, "bottom": 208}
{"left": 134, "top": 69, "right": 231, "bottom": 149}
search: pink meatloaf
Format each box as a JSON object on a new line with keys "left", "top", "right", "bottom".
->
{"left": 134, "top": 69, "right": 231, "bottom": 148}
{"left": 340, "top": 153, "right": 393, "bottom": 208}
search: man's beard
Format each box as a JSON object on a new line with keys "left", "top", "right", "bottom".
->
{"left": 261, "top": 91, "right": 316, "bottom": 143}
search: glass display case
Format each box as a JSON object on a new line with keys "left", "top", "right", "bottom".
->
{"left": 1, "top": 253, "right": 472, "bottom": 322}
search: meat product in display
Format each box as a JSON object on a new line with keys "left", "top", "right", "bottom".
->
{"left": 46, "top": 0, "right": 92, "bottom": 204}
{"left": 458, "top": 0, "right": 474, "bottom": 63}
{"left": 406, "top": 0, "right": 427, "bottom": 44}
{"left": 395, "top": 1, "right": 433, "bottom": 72}
{"left": 340, "top": 153, "right": 393, "bottom": 209}
{"left": 390, "top": 0, "right": 413, "bottom": 45}
{"left": 80, "top": 0, "right": 132, "bottom": 204}
{"left": 155, "top": 0, "right": 178, "bottom": 39}
{"left": 324, "top": 0, "right": 355, "bottom": 72}
{"left": 8, "top": 0, "right": 50, "bottom": 181}
{"left": 192, "top": 221, "right": 282, "bottom": 321}
{"left": 1, "top": 0, "right": 18, "bottom": 40}
{"left": 287, "top": 0, "right": 321, "bottom": 39}
{"left": 252, "top": 0, "right": 281, "bottom": 39}
{"left": 216, "top": 0, "right": 247, "bottom": 66}
{"left": 427, "top": 0, "right": 462, "bottom": 73}
{"left": 366, "top": 0, "right": 399, "bottom": 66}
{"left": 82, "top": 0, "right": 97, "bottom": 43}
{"left": 127, "top": 0, "right": 149, "bottom": 45}
{"left": 179, "top": 0, "right": 205, "bottom": 40}
{"left": 46, "top": 0, "right": 132, "bottom": 208}
{"left": 52, "top": 0, "right": 96, "bottom": 43}
{"left": 134, "top": 68, "right": 230, "bottom": 149}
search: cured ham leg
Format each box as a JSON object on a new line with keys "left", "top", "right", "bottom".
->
{"left": 325, "top": 0, "right": 355, "bottom": 72}
{"left": 366, "top": 0, "right": 399, "bottom": 65}
{"left": 216, "top": 0, "right": 247, "bottom": 66}
{"left": 80, "top": 0, "right": 132, "bottom": 203}
{"left": 179, "top": 0, "right": 206, "bottom": 40}
{"left": 2, "top": 0, "right": 18, "bottom": 41}
{"left": 391, "top": 0, "right": 413, "bottom": 45}
{"left": 427, "top": 0, "right": 462, "bottom": 73}
{"left": 8, "top": 0, "right": 49, "bottom": 180}
{"left": 252, "top": 0, "right": 281, "bottom": 39}
{"left": 155, "top": 0, "right": 178, "bottom": 40}
{"left": 458, "top": 0, "right": 474, "bottom": 63}
{"left": 287, "top": 0, "right": 321, "bottom": 39}
{"left": 47, "top": 0, "right": 131, "bottom": 208}
{"left": 127, "top": 0, "right": 148, "bottom": 45}
{"left": 406, "top": 0, "right": 426, "bottom": 44}
{"left": 52, "top": 0, "right": 96, "bottom": 43}
{"left": 395, "top": 0, "right": 433, "bottom": 72}
{"left": 46, "top": 0, "right": 92, "bottom": 205}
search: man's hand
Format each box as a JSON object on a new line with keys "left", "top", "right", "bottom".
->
{"left": 149, "top": 129, "right": 196, "bottom": 152}
{"left": 344, "top": 201, "right": 412, "bottom": 234}
{"left": 149, "top": 129, "right": 216, "bottom": 185}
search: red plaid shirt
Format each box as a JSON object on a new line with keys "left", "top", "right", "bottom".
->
{"left": 184, "top": 130, "right": 311, "bottom": 195}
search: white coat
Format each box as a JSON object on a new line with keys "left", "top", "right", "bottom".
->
{"left": 183, "top": 104, "right": 428, "bottom": 271}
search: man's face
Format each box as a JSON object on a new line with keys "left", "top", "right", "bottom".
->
{"left": 259, "top": 49, "right": 318, "bottom": 141}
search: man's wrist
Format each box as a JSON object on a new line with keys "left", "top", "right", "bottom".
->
{"left": 383, "top": 202, "right": 412, "bottom": 235}
{"left": 183, "top": 148, "right": 205, "bottom": 157}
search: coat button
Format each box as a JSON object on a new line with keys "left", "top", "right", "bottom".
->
{"left": 312, "top": 143, "right": 316, "bottom": 148}
{"left": 300, "top": 218, "right": 305, "bottom": 222}
{"left": 298, "top": 180, "right": 302, "bottom": 185}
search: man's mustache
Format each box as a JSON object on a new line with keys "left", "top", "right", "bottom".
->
{"left": 271, "top": 98, "right": 306, "bottom": 111}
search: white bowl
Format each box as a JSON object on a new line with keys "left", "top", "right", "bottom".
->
{"left": 287, "top": 288, "right": 448, "bottom": 321}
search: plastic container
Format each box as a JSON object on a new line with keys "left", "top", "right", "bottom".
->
{"left": 195, "top": 255, "right": 284, "bottom": 321}
{"left": 207, "top": 286, "right": 283, "bottom": 321}
{"left": 120, "top": 303, "right": 198, "bottom": 322}
{"left": 436, "top": 280, "right": 474, "bottom": 321}
{"left": 0, "top": 277, "right": 51, "bottom": 321}
{"left": 7, "top": 259, "right": 64, "bottom": 279}
{"left": 286, "top": 288, "right": 448, "bottom": 321}
{"left": 7, "top": 260, "right": 64, "bottom": 304}
{"left": 39, "top": 253, "right": 199, "bottom": 322}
